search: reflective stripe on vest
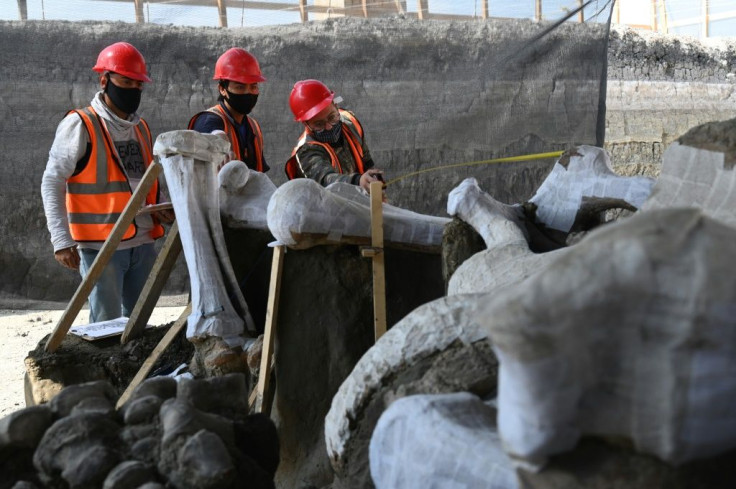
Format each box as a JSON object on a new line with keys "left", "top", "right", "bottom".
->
{"left": 66, "top": 106, "right": 162, "bottom": 242}
{"left": 285, "top": 109, "right": 365, "bottom": 180}
{"left": 188, "top": 105, "right": 265, "bottom": 172}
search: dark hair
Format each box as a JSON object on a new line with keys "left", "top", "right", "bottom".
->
{"left": 217, "top": 80, "right": 229, "bottom": 102}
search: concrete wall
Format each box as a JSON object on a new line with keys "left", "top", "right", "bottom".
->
{"left": 0, "top": 18, "right": 734, "bottom": 306}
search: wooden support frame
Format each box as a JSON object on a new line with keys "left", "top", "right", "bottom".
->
{"left": 298, "top": 0, "right": 308, "bottom": 22}
{"left": 121, "top": 222, "right": 182, "bottom": 344}
{"left": 253, "top": 244, "right": 285, "bottom": 414}
{"left": 361, "top": 181, "right": 387, "bottom": 341}
{"left": 115, "top": 303, "right": 192, "bottom": 409}
{"left": 45, "top": 162, "right": 163, "bottom": 353}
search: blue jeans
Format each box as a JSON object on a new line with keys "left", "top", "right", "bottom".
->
{"left": 79, "top": 243, "right": 157, "bottom": 323}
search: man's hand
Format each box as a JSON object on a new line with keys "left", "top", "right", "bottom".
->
{"left": 153, "top": 209, "right": 175, "bottom": 224}
{"left": 54, "top": 246, "right": 80, "bottom": 270}
{"left": 359, "top": 169, "right": 385, "bottom": 191}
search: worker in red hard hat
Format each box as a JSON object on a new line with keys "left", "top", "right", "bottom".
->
{"left": 41, "top": 41, "right": 173, "bottom": 323}
{"left": 285, "top": 79, "right": 384, "bottom": 191}
{"left": 189, "top": 47, "right": 269, "bottom": 173}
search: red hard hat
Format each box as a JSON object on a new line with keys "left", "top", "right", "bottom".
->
{"left": 92, "top": 42, "right": 151, "bottom": 82}
{"left": 289, "top": 79, "right": 335, "bottom": 122}
{"left": 213, "top": 48, "right": 266, "bottom": 84}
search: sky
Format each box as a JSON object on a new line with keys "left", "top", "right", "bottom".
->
{"left": 2, "top": 1, "right": 614, "bottom": 28}
{"left": 1, "top": 1, "right": 733, "bottom": 37}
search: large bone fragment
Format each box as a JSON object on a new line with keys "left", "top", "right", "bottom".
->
{"left": 479, "top": 208, "right": 736, "bottom": 469}
{"left": 642, "top": 117, "right": 736, "bottom": 227}
{"left": 218, "top": 161, "right": 275, "bottom": 230}
{"left": 369, "top": 393, "right": 517, "bottom": 489}
{"left": 155, "top": 130, "right": 255, "bottom": 347}
{"left": 528, "top": 145, "right": 654, "bottom": 233}
{"left": 266, "top": 179, "right": 450, "bottom": 251}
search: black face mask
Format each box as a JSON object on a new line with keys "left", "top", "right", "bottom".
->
{"left": 105, "top": 75, "right": 142, "bottom": 115}
{"left": 311, "top": 121, "right": 343, "bottom": 144}
{"left": 225, "top": 90, "right": 258, "bottom": 115}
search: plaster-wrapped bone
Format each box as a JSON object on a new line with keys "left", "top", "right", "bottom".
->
{"left": 528, "top": 145, "right": 654, "bottom": 232}
{"left": 267, "top": 179, "right": 450, "bottom": 249}
{"left": 155, "top": 130, "right": 256, "bottom": 346}
{"left": 480, "top": 207, "right": 736, "bottom": 470}
{"left": 218, "top": 161, "right": 275, "bottom": 230}
{"left": 369, "top": 393, "right": 517, "bottom": 489}
{"left": 642, "top": 117, "right": 736, "bottom": 227}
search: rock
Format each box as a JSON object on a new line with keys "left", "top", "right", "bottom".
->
{"left": 176, "top": 374, "right": 249, "bottom": 420}
{"left": 102, "top": 460, "right": 159, "bottom": 489}
{"left": 33, "top": 413, "right": 123, "bottom": 488}
{"left": 0, "top": 406, "right": 53, "bottom": 450}
{"left": 166, "top": 430, "right": 236, "bottom": 489}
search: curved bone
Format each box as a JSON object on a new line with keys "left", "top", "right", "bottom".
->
{"left": 156, "top": 131, "right": 256, "bottom": 346}
{"left": 266, "top": 179, "right": 450, "bottom": 250}
{"left": 218, "top": 161, "right": 275, "bottom": 230}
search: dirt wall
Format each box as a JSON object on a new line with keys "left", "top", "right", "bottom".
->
{"left": 0, "top": 18, "right": 733, "bottom": 305}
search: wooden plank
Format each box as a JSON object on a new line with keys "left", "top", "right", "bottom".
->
{"left": 115, "top": 303, "right": 192, "bottom": 409}
{"left": 416, "top": 0, "right": 428, "bottom": 20}
{"left": 134, "top": 0, "right": 144, "bottom": 22}
{"left": 298, "top": 0, "right": 308, "bottom": 22}
{"left": 578, "top": 0, "right": 584, "bottom": 23}
{"left": 535, "top": 0, "right": 542, "bottom": 22}
{"left": 254, "top": 244, "right": 285, "bottom": 414}
{"left": 45, "top": 162, "right": 163, "bottom": 353}
{"left": 369, "top": 181, "right": 387, "bottom": 341}
{"left": 121, "top": 222, "right": 182, "bottom": 344}
{"left": 217, "top": 0, "right": 228, "bottom": 27}
{"left": 481, "top": 0, "right": 488, "bottom": 19}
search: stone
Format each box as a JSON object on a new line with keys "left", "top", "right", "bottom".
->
{"left": 0, "top": 405, "right": 52, "bottom": 450}
{"left": 176, "top": 374, "right": 249, "bottom": 420}
{"left": 102, "top": 460, "right": 159, "bottom": 489}
{"left": 33, "top": 413, "right": 123, "bottom": 488}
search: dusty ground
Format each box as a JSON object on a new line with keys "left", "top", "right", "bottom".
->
{"left": 0, "top": 296, "right": 187, "bottom": 418}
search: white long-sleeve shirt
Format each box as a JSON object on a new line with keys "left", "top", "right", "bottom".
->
{"left": 41, "top": 92, "right": 166, "bottom": 252}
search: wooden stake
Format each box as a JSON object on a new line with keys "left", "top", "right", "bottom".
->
{"left": 254, "top": 245, "right": 286, "bottom": 414}
{"left": 45, "top": 162, "right": 163, "bottom": 353}
{"left": 115, "top": 303, "right": 191, "bottom": 409}
{"left": 368, "top": 181, "right": 387, "bottom": 341}
{"left": 121, "top": 222, "right": 182, "bottom": 344}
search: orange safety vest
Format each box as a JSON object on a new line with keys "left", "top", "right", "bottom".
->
{"left": 188, "top": 105, "right": 265, "bottom": 172}
{"left": 66, "top": 106, "right": 163, "bottom": 243}
{"left": 285, "top": 109, "right": 366, "bottom": 180}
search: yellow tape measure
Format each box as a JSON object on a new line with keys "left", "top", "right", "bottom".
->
{"left": 385, "top": 150, "right": 565, "bottom": 186}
